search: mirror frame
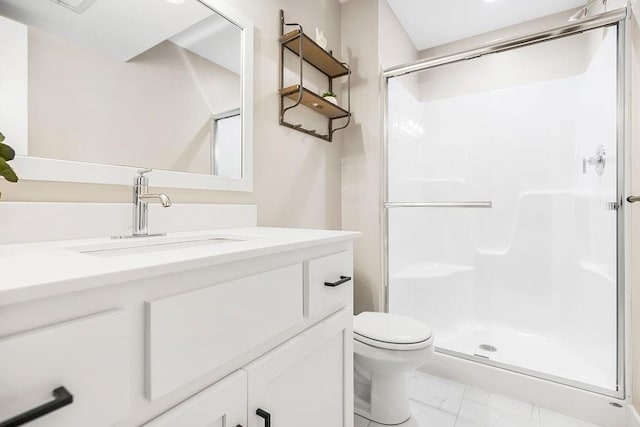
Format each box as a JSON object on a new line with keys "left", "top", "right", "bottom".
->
{"left": 8, "top": 0, "right": 254, "bottom": 192}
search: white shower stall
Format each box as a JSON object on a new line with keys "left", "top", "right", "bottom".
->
{"left": 385, "top": 23, "right": 623, "bottom": 395}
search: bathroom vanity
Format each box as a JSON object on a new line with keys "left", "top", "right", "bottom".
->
{"left": 0, "top": 0, "right": 360, "bottom": 422}
{"left": 0, "top": 204, "right": 358, "bottom": 427}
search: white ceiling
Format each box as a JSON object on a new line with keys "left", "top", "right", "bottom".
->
{"left": 386, "top": 0, "right": 586, "bottom": 50}
{"left": 170, "top": 13, "right": 241, "bottom": 75}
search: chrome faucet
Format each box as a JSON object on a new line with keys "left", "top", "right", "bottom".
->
{"left": 132, "top": 168, "right": 172, "bottom": 237}
{"left": 582, "top": 144, "right": 606, "bottom": 175}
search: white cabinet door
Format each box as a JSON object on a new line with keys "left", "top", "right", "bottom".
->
{"left": 143, "top": 370, "right": 247, "bottom": 427}
{"left": 245, "top": 308, "right": 353, "bottom": 427}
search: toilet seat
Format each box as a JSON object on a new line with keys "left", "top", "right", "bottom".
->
{"left": 354, "top": 312, "right": 433, "bottom": 351}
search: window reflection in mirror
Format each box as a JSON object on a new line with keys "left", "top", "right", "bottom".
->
{"left": 0, "top": 0, "right": 243, "bottom": 179}
{"left": 211, "top": 110, "right": 241, "bottom": 178}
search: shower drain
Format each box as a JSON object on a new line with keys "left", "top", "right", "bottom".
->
{"left": 478, "top": 344, "right": 498, "bottom": 352}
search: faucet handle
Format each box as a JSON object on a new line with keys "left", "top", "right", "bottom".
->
{"left": 134, "top": 168, "right": 152, "bottom": 186}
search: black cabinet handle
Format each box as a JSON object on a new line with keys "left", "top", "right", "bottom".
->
{"left": 256, "top": 408, "right": 271, "bottom": 427}
{"left": 0, "top": 386, "right": 73, "bottom": 427}
{"left": 324, "top": 275, "right": 352, "bottom": 287}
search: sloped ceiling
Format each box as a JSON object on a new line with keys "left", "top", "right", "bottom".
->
{"left": 386, "top": 0, "right": 586, "bottom": 50}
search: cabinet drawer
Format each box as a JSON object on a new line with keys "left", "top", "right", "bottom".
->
{"left": 0, "top": 310, "right": 129, "bottom": 427}
{"left": 304, "top": 251, "right": 353, "bottom": 316}
{"left": 143, "top": 370, "right": 247, "bottom": 427}
{"left": 146, "top": 263, "right": 303, "bottom": 399}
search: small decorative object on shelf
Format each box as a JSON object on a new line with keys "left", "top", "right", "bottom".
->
{"left": 278, "top": 9, "right": 351, "bottom": 142}
{"left": 0, "top": 131, "right": 18, "bottom": 198}
{"left": 322, "top": 91, "right": 337, "bottom": 105}
{"left": 315, "top": 28, "right": 327, "bottom": 50}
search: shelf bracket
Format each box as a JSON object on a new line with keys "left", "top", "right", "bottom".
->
{"left": 329, "top": 62, "right": 351, "bottom": 139}
{"left": 280, "top": 10, "right": 304, "bottom": 124}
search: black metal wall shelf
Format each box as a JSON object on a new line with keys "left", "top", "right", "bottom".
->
{"left": 279, "top": 10, "right": 351, "bottom": 142}
{"left": 280, "top": 85, "right": 350, "bottom": 119}
{"left": 280, "top": 30, "right": 349, "bottom": 78}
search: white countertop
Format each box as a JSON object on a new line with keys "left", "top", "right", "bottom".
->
{"left": 0, "top": 227, "right": 360, "bottom": 306}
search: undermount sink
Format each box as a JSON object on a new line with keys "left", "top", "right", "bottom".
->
{"left": 66, "top": 235, "right": 245, "bottom": 257}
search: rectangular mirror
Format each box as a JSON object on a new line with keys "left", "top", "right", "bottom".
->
{"left": 0, "top": 0, "right": 253, "bottom": 191}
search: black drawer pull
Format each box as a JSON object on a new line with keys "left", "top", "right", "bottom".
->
{"left": 324, "top": 275, "right": 352, "bottom": 287}
{"left": 0, "top": 386, "right": 73, "bottom": 427}
{"left": 256, "top": 408, "right": 271, "bottom": 427}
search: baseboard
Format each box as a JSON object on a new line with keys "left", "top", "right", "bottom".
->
{"left": 628, "top": 404, "right": 640, "bottom": 427}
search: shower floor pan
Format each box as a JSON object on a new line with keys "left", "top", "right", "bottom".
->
{"left": 435, "top": 321, "right": 616, "bottom": 391}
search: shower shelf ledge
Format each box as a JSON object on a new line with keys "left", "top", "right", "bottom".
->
{"left": 393, "top": 262, "right": 473, "bottom": 280}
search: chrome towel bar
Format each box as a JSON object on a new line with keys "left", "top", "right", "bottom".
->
{"left": 385, "top": 201, "right": 492, "bottom": 209}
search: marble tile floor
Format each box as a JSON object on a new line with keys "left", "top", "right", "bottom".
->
{"left": 354, "top": 370, "right": 603, "bottom": 427}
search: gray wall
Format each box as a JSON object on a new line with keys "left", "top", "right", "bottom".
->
{"left": 340, "top": 0, "right": 417, "bottom": 314}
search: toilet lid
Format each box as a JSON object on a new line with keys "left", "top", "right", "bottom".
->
{"left": 354, "top": 312, "right": 432, "bottom": 346}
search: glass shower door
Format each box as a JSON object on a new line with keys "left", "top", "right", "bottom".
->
{"left": 386, "top": 26, "right": 620, "bottom": 393}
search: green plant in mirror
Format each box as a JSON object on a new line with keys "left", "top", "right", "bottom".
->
{"left": 322, "top": 91, "right": 336, "bottom": 98}
{"left": 0, "top": 131, "right": 18, "bottom": 198}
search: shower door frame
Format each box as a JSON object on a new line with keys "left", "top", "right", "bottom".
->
{"left": 381, "top": 8, "right": 629, "bottom": 399}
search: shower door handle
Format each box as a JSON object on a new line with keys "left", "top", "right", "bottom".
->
{"left": 627, "top": 196, "right": 640, "bottom": 203}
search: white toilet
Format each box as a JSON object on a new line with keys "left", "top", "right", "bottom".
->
{"left": 353, "top": 312, "right": 433, "bottom": 425}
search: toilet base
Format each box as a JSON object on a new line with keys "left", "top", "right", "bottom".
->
{"left": 355, "top": 412, "right": 419, "bottom": 427}
{"left": 353, "top": 342, "right": 432, "bottom": 425}
{"left": 354, "top": 408, "right": 411, "bottom": 426}
{"left": 354, "top": 374, "right": 411, "bottom": 426}
{"left": 354, "top": 370, "right": 412, "bottom": 425}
